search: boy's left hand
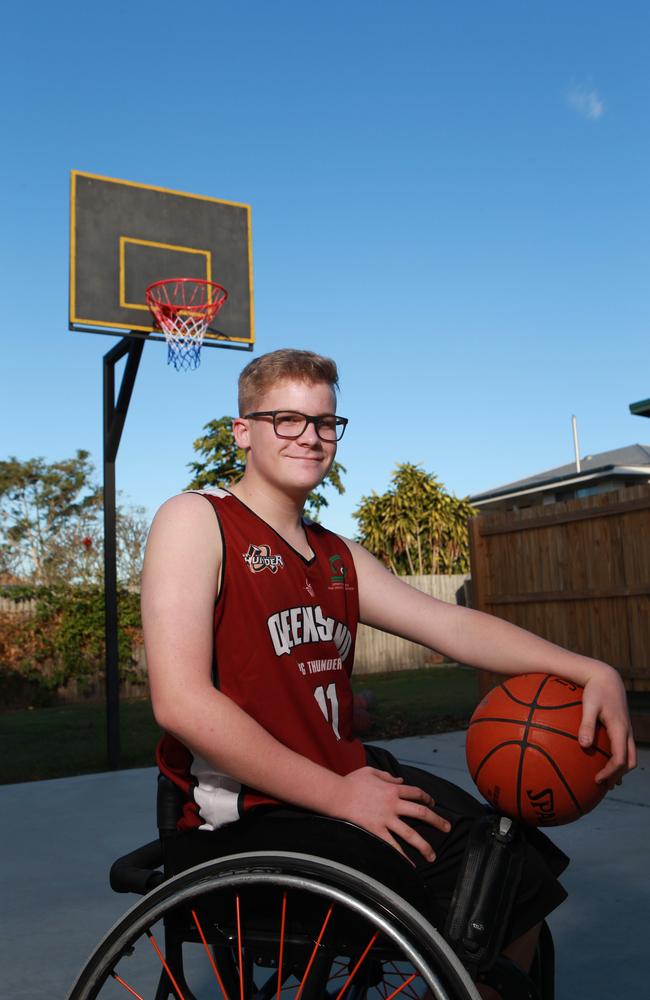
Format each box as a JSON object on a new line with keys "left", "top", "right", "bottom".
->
{"left": 578, "top": 665, "right": 637, "bottom": 788}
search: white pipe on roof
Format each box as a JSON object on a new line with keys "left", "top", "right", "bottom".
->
{"left": 572, "top": 415, "right": 581, "bottom": 473}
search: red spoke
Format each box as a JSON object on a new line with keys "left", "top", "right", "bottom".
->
{"left": 295, "top": 904, "right": 334, "bottom": 1000}
{"left": 383, "top": 974, "right": 418, "bottom": 999}
{"left": 381, "top": 963, "right": 422, "bottom": 998}
{"left": 191, "top": 908, "right": 230, "bottom": 1000}
{"left": 236, "top": 896, "right": 244, "bottom": 1000}
{"left": 110, "top": 971, "right": 145, "bottom": 999}
{"left": 147, "top": 930, "right": 187, "bottom": 1000}
{"left": 384, "top": 973, "right": 421, "bottom": 999}
{"left": 334, "top": 932, "right": 379, "bottom": 1000}
{"left": 276, "top": 891, "right": 287, "bottom": 1000}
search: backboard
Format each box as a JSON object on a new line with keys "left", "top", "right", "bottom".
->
{"left": 69, "top": 172, "right": 254, "bottom": 349}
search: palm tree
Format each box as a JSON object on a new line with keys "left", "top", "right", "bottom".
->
{"left": 353, "top": 463, "right": 475, "bottom": 575}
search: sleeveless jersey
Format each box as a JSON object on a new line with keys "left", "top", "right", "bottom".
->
{"left": 157, "top": 488, "right": 366, "bottom": 831}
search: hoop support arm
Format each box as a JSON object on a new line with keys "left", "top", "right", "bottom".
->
{"left": 103, "top": 335, "right": 146, "bottom": 770}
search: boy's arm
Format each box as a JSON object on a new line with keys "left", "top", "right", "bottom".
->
{"left": 142, "top": 494, "right": 449, "bottom": 861}
{"left": 345, "top": 538, "right": 636, "bottom": 786}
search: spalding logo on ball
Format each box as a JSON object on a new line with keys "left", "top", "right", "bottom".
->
{"left": 466, "top": 673, "right": 611, "bottom": 826}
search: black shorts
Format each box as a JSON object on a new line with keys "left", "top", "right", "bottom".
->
{"left": 165, "top": 744, "right": 569, "bottom": 947}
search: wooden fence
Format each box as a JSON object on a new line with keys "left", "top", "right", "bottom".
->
{"left": 0, "top": 595, "right": 37, "bottom": 617}
{"left": 354, "top": 573, "right": 470, "bottom": 674}
{"left": 468, "top": 484, "right": 650, "bottom": 737}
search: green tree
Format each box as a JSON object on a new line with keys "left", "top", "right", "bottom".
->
{"left": 0, "top": 452, "right": 148, "bottom": 588}
{"left": 353, "top": 463, "right": 476, "bottom": 575}
{"left": 186, "top": 416, "right": 346, "bottom": 520}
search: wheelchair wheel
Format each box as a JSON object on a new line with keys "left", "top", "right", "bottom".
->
{"left": 68, "top": 851, "right": 481, "bottom": 1000}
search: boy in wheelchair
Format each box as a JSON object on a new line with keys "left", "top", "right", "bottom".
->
{"left": 141, "top": 348, "right": 635, "bottom": 999}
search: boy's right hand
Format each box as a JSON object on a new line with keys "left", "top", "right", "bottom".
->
{"left": 332, "top": 766, "right": 451, "bottom": 864}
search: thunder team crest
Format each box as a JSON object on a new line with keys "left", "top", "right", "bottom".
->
{"left": 243, "top": 543, "right": 285, "bottom": 574}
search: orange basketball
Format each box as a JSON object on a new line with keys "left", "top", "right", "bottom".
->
{"left": 466, "top": 673, "right": 611, "bottom": 826}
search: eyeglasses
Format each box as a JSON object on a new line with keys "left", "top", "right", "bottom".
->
{"left": 244, "top": 410, "right": 349, "bottom": 442}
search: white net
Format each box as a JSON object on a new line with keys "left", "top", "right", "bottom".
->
{"left": 157, "top": 311, "right": 209, "bottom": 372}
{"left": 146, "top": 279, "right": 228, "bottom": 372}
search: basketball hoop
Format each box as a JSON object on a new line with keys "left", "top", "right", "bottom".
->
{"left": 145, "top": 278, "right": 228, "bottom": 371}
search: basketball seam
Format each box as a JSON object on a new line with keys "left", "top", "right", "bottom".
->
{"left": 500, "top": 679, "right": 581, "bottom": 711}
{"left": 529, "top": 723, "right": 610, "bottom": 757}
{"left": 526, "top": 743, "right": 584, "bottom": 818}
{"left": 472, "top": 740, "right": 521, "bottom": 784}
{"left": 516, "top": 675, "right": 548, "bottom": 818}
{"left": 468, "top": 717, "right": 610, "bottom": 759}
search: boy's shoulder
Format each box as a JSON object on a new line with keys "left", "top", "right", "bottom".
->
{"left": 149, "top": 490, "right": 225, "bottom": 541}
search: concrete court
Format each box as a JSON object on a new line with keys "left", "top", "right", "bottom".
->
{"left": 1, "top": 731, "right": 647, "bottom": 999}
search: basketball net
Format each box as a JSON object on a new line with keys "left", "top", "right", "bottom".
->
{"left": 145, "top": 278, "right": 228, "bottom": 372}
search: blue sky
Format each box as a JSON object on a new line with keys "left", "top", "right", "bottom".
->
{"left": 2, "top": 1, "right": 650, "bottom": 537}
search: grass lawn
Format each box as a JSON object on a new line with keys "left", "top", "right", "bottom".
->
{"left": 0, "top": 665, "right": 480, "bottom": 784}
{"left": 354, "top": 665, "right": 479, "bottom": 739}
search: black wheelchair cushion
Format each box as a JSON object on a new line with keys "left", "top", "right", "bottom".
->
{"left": 163, "top": 810, "right": 435, "bottom": 921}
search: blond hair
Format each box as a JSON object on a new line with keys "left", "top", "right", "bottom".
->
{"left": 238, "top": 348, "right": 339, "bottom": 415}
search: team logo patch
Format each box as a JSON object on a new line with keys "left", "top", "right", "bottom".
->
{"left": 243, "top": 543, "right": 284, "bottom": 574}
{"left": 329, "top": 553, "right": 347, "bottom": 585}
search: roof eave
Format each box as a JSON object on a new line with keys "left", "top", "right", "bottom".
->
{"left": 470, "top": 466, "right": 650, "bottom": 507}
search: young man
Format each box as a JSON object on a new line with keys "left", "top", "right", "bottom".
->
{"left": 142, "top": 348, "right": 635, "bottom": 995}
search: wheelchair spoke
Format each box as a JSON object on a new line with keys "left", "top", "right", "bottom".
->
{"left": 295, "top": 903, "right": 334, "bottom": 1000}
{"left": 148, "top": 929, "right": 188, "bottom": 1000}
{"left": 236, "top": 897, "right": 245, "bottom": 1000}
{"left": 191, "top": 909, "right": 231, "bottom": 1000}
{"left": 276, "top": 891, "right": 287, "bottom": 1000}
{"left": 377, "top": 963, "right": 423, "bottom": 1000}
{"left": 327, "top": 959, "right": 348, "bottom": 983}
{"left": 382, "top": 974, "right": 418, "bottom": 1000}
{"left": 110, "top": 971, "right": 146, "bottom": 999}
{"left": 334, "top": 932, "right": 379, "bottom": 1000}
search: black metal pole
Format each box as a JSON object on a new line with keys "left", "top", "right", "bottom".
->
{"left": 103, "top": 336, "right": 145, "bottom": 770}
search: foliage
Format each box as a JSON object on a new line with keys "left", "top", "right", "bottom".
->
{"left": 353, "top": 463, "right": 476, "bottom": 575}
{"left": 0, "top": 585, "right": 142, "bottom": 695}
{"left": 0, "top": 452, "right": 148, "bottom": 588}
{"left": 187, "top": 417, "right": 247, "bottom": 489}
{"left": 186, "top": 415, "right": 346, "bottom": 520}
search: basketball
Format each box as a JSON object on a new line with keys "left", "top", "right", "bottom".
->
{"left": 466, "top": 673, "right": 611, "bottom": 826}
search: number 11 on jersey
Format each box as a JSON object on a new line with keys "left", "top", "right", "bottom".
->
{"left": 314, "top": 682, "right": 341, "bottom": 740}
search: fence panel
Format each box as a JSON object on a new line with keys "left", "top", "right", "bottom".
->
{"left": 468, "top": 484, "right": 650, "bottom": 736}
{"left": 0, "top": 596, "right": 37, "bottom": 617}
{"left": 354, "top": 573, "right": 470, "bottom": 674}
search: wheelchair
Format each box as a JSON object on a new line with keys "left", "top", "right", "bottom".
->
{"left": 67, "top": 775, "right": 555, "bottom": 1000}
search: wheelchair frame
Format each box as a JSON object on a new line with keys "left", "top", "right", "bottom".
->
{"left": 67, "top": 778, "right": 554, "bottom": 1000}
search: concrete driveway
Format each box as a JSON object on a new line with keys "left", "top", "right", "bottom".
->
{"left": 1, "top": 731, "right": 647, "bottom": 999}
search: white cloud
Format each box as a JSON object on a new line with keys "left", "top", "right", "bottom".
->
{"left": 566, "top": 82, "right": 605, "bottom": 120}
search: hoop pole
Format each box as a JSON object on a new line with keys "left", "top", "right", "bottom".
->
{"left": 103, "top": 336, "right": 146, "bottom": 770}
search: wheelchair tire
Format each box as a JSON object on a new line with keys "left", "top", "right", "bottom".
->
{"left": 68, "top": 851, "right": 481, "bottom": 1000}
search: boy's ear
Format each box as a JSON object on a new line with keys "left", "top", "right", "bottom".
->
{"left": 232, "top": 416, "right": 250, "bottom": 448}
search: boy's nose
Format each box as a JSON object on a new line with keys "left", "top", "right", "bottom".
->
{"left": 296, "top": 421, "right": 321, "bottom": 444}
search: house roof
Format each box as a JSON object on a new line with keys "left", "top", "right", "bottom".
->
{"left": 470, "top": 443, "right": 650, "bottom": 504}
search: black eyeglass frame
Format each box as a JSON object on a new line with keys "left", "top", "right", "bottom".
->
{"left": 243, "top": 410, "right": 349, "bottom": 442}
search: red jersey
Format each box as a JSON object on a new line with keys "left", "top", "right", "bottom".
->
{"left": 157, "top": 488, "right": 366, "bottom": 831}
